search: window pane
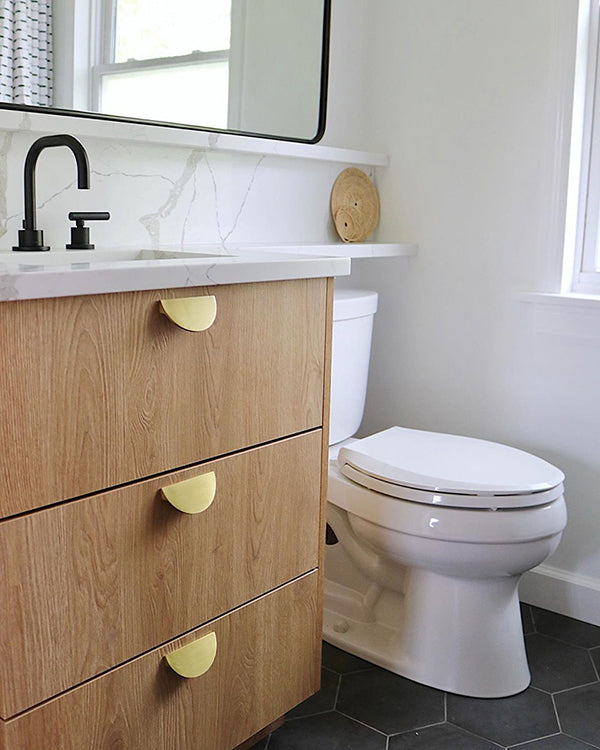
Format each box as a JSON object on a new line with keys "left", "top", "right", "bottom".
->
{"left": 100, "top": 62, "right": 229, "bottom": 129}
{"left": 114, "top": 0, "right": 231, "bottom": 62}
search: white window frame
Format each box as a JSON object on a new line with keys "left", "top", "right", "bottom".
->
{"left": 572, "top": 0, "right": 600, "bottom": 294}
{"left": 91, "top": 0, "right": 229, "bottom": 117}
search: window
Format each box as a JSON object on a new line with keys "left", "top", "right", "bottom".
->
{"left": 570, "top": 0, "right": 600, "bottom": 294}
{"left": 92, "top": 0, "right": 231, "bottom": 129}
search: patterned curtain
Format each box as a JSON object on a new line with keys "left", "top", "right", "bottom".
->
{"left": 0, "top": 0, "right": 53, "bottom": 106}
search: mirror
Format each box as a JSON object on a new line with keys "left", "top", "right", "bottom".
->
{"left": 0, "top": 0, "right": 330, "bottom": 143}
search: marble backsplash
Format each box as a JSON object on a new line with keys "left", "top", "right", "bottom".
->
{"left": 0, "top": 126, "right": 374, "bottom": 255}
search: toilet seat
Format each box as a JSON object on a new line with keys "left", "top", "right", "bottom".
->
{"left": 338, "top": 427, "right": 565, "bottom": 510}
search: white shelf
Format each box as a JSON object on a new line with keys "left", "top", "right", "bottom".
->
{"left": 221, "top": 242, "right": 418, "bottom": 259}
{"left": 331, "top": 242, "right": 417, "bottom": 259}
{"left": 0, "top": 109, "right": 389, "bottom": 167}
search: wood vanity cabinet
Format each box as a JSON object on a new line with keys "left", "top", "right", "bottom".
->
{"left": 0, "top": 277, "right": 333, "bottom": 750}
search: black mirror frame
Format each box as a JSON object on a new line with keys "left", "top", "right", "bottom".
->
{"left": 0, "top": 0, "right": 331, "bottom": 145}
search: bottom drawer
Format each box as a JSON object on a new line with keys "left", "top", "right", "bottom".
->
{"left": 0, "top": 573, "right": 320, "bottom": 750}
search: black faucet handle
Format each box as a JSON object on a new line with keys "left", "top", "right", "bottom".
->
{"left": 68, "top": 212, "right": 110, "bottom": 224}
{"left": 66, "top": 212, "right": 111, "bottom": 250}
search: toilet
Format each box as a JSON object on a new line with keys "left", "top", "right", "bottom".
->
{"left": 324, "top": 289, "right": 567, "bottom": 698}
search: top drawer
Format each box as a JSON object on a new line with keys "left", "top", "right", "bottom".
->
{"left": 0, "top": 279, "right": 327, "bottom": 518}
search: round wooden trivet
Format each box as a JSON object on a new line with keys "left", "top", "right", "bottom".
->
{"left": 330, "top": 168, "right": 380, "bottom": 243}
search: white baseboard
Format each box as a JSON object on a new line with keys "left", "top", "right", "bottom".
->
{"left": 519, "top": 563, "right": 600, "bottom": 626}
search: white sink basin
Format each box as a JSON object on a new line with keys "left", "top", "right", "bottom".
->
{"left": 0, "top": 249, "right": 230, "bottom": 267}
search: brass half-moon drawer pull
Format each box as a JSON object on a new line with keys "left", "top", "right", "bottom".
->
{"left": 160, "top": 472, "right": 216, "bottom": 514}
{"left": 158, "top": 296, "right": 217, "bottom": 332}
{"left": 165, "top": 632, "right": 217, "bottom": 678}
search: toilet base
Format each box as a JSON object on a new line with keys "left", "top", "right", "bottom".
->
{"left": 323, "top": 567, "right": 531, "bottom": 698}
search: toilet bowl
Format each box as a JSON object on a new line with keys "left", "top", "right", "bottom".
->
{"left": 324, "top": 289, "right": 567, "bottom": 698}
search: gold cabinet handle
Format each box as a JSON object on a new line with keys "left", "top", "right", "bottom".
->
{"left": 165, "top": 632, "right": 217, "bottom": 678}
{"left": 158, "top": 295, "right": 217, "bottom": 332}
{"left": 160, "top": 472, "right": 216, "bottom": 515}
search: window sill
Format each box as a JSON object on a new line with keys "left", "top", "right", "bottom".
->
{"left": 519, "top": 291, "right": 600, "bottom": 310}
{"left": 517, "top": 292, "right": 600, "bottom": 338}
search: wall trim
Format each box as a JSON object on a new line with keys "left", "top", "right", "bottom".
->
{"left": 519, "top": 563, "right": 600, "bottom": 627}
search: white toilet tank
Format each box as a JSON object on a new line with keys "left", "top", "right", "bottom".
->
{"left": 329, "top": 289, "right": 378, "bottom": 446}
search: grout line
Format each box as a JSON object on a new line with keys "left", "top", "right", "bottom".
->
{"left": 334, "top": 710, "right": 391, "bottom": 737}
{"left": 333, "top": 672, "right": 342, "bottom": 710}
{"left": 404, "top": 719, "right": 447, "bottom": 733}
{"left": 342, "top": 666, "right": 378, "bottom": 674}
{"left": 284, "top": 708, "right": 337, "bottom": 723}
{"left": 551, "top": 694, "right": 563, "bottom": 733}
{"left": 561, "top": 731, "right": 600, "bottom": 749}
{"left": 386, "top": 719, "right": 446, "bottom": 741}
{"left": 445, "top": 721, "right": 505, "bottom": 749}
{"left": 590, "top": 648, "right": 600, "bottom": 681}
{"left": 323, "top": 664, "right": 377, "bottom": 676}
{"left": 524, "top": 604, "right": 535, "bottom": 637}
{"left": 528, "top": 608, "right": 600, "bottom": 651}
{"left": 536, "top": 632, "right": 600, "bottom": 651}
{"left": 551, "top": 678, "right": 600, "bottom": 696}
{"left": 508, "top": 731, "right": 561, "bottom": 748}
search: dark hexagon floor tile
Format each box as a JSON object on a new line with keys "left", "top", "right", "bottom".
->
{"left": 389, "top": 722, "right": 503, "bottom": 749}
{"left": 509, "top": 734, "right": 598, "bottom": 748}
{"left": 286, "top": 667, "right": 339, "bottom": 719}
{"left": 521, "top": 603, "right": 536, "bottom": 636}
{"left": 267, "top": 711, "right": 386, "bottom": 750}
{"left": 447, "top": 686, "right": 559, "bottom": 747}
{"left": 554, "top": 683, "right": 600, "bottom": 747}
{"left": 525, "top": 633, "right": 598, "bottom": 693}
{"left": 530, "top": 608, "right": 600, "bottom": 649}
{"left": 337, "top": 665, "right": 445, "bottom": 735}
{"left": 321, "top": 641, "right": 373, "bottom": 674}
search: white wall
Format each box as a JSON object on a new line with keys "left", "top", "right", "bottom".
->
{"left": 349, "top": 0, "right": 600, "bottom": 623}
{"left": 320, "top": 0, "right": 374, "bottom": 150}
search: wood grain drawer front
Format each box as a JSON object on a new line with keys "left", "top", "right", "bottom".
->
{"left": 0, "top": 278, "right": 327, "bottom": 518}
{"left": 0, "top": 431, "right": 322, "bottom": 718}
{"left": 0, "top": 573, "right": 320, "bottom": 750}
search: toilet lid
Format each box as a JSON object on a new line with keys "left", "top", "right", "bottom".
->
{"left": 338, "top": 427, "right": 565, "bottom": 509}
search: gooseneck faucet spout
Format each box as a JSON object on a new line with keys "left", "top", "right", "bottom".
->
{"left": 13, "top": 134, "right": 90, "bottom": 251}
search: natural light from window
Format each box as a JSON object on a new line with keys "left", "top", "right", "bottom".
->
{"left": 97, "top": 0, "right": 231, "bottom": 129}
{"left": 114, "top": 0, "right": 231, "bottom": 61}
{"left": 566, "top": 0, "right": 600, "bottom": 294}
{"left": 101, "top": 63, "right": 229, "bottom": 126}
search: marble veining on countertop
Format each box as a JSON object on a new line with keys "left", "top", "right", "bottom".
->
{"left": 0, "top": 247, "right": 351, "bottom": 301}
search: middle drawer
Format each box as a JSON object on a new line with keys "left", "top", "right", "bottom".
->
{"left": 0, "top": 430, "right": 322, "bottom": 718}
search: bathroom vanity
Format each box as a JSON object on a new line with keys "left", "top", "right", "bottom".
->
{"left": 0, "top": 252, "right": 342, "bottom": 749}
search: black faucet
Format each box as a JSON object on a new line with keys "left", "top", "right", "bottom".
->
{"left": 13, "top": 134, "right": 90, "bottom": 252}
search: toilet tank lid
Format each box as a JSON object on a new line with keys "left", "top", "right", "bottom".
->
{"left": 333, "top": 289, "right": 378, "bottom": 321}
{"left": 338, "top": 426, "right": 565, "bottom": 497}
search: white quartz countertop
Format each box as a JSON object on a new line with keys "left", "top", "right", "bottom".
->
{"left": 0, "top": 247, "right": 351, "bottom": 301}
